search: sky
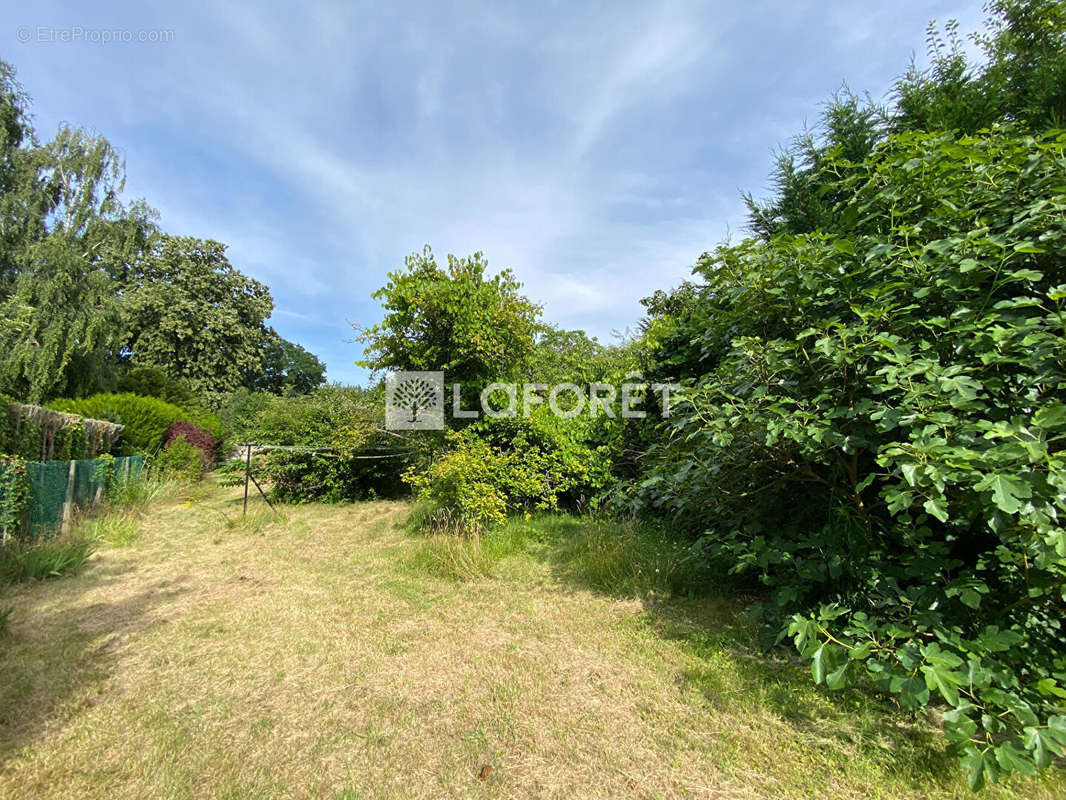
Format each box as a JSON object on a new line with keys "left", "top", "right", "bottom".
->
{"left": 3, "top": 0, "right": 986, "bottom": 385}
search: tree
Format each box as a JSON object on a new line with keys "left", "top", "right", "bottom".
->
{"left": 0, "top": 97, "right": 155, "bottom": 402}
{"left": 747, "top": 1, "right": 1066, "bottom": 240}
{"left": 529, "top": 325, "right": 629, "bottom": 384}
{"left": 358, "top": 246, "right": 542, "bottom": 386}
{"left": 744, "top": 89, "right": 886, "bottom": 239}
{"left": 245, "top": 329, "right": 326, "bottom": 395}
{"left": 123, "top": 234, "right": 274, "bottom": 396}
{"left": 895, "top": 0, "right": 1066, "bottom": 133}
{"left": 0, "top": 60, "right": 35, "bottom": 296}
{"left": 116, "top": 365, "right": 196, "bottom": 407}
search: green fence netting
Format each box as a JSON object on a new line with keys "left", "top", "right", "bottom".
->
{"left": 3, "top": 456, "right": 144, "bottom": 539}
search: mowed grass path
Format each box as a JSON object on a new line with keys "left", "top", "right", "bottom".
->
{"left": 0, "top": 485, "right": 1062, "bottom": 800}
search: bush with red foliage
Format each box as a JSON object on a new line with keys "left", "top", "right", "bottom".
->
{"left": 163, "top": 421, "right": 216, "bottom": 468}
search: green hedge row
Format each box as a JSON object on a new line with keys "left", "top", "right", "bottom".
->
{"left": 48, "top": 393, "right": 219, "bottom": 457}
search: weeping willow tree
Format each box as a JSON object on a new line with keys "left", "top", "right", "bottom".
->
{"left": 0, "top": 64, "right": 155, "bottom": 403}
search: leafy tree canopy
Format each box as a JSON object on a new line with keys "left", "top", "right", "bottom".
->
{"left": 123, "top": 234, "right": 274, "bottom": 397}
{"left": 529, "top": 326, "right": 631, "bottom": 384}
{"left": 245, "top": 329, "right": 327, "bottom": 395}
{"left": 116, "top": 365, "right": 196, "bottom": 408}
{"left": 746, "top": 0, "right": 1066, "bottom": 241}
{"left": 0, "top": 70, "right": 156, "bottom": 402}
{"left": 359, "top": 245, "right": 542, "bottom": 385}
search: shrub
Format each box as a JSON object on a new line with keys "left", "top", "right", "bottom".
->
{"left": 631, "top": 126, "right": 1066, "bottom": 784}
{"left": 214, "top": 388, "right": 273, "bottom": 447}
{"left": 114, "top": 369, "right": 223, "bottom": 443}
{"left": 405, "top": 438, "right": 508, "bottom": 533}
{"left": 406, "top": 411, "right": 612, "bottom": 533}
{"left": 180, "top": 406, "right": 223, "bottom": 444}
{"left": 117, "top": 366, "right": 195, "bottom": 408}
{"left": 164, "top": 421, "right": 216, "bottom": 468}
{"left": 232, "top": 386, "right": 414, "bottom": 503}
{"left": 154, "top": 436, "right": 205, "bottom": 483}
{"left": 49, "top": 393, "right": 189, "bottom": 455}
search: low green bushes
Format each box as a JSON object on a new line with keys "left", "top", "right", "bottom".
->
{"left": 163, "top": 421, "right": 216, "bottom": 466}
{"left": 48, "top": 393, "right": 220, "bottom": 456}
{"left": 221, "top": 386, "right": 414, "bottom": 502}
{"left": 154, "top": 436, "right": 205, "bottom": 482}
{"left": 406, "top": 412, "right": 612, "bottom": 533}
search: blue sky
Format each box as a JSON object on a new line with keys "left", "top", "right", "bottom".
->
{"left": 4, "top": 0, "right": 984, "bottom": 385}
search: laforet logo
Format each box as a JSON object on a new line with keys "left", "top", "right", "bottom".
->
{"left": 385, "top": 371, "right": 445, "bottom": 430}
{"left": 384, "top": 370, "right": 679, "bottom": 430}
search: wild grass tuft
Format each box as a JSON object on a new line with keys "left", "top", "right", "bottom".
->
{"left": 405, "top": 533, "right": 497, "bottom": 581}
{"left": 404, "top": 499, "right": 489, "bottom": 537}
{"left": 0, "top": 537, "right": 94, "bottom": 585}
{"left": 545, "top": 517, "right": 725, "bottom": 599}
{"left": 405, "top": 510, "right": 724, "bottom": 598}
{"left": 109, "top": 472, "right": 179, "bottom": 509}
{"left": 74, "top": 513, "right": 141, "bottom": 547}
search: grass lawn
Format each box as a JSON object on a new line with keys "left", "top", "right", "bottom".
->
{"left": 0, "top": 483, "right": 1062, "bottom": 799}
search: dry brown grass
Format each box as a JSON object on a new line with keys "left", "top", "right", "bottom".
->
{"left": 0, "top": 483, "right": 1062, "bottom": 799}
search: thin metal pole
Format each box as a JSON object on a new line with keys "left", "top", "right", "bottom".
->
{"left": 243, "top": 444, "right": 251, "bottom": 517}
{"left": 248, "top": 472, "right": 277, "bottom": 513}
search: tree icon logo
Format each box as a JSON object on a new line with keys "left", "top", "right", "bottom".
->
{"left": 385, "top": 371, "right": 445, "bottom": 429}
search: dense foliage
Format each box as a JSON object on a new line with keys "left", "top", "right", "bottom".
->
{"left": 116, "top": 366, "right": 196, "bottom": 408}
{"left": 220, "top": 386, "right": 414, "bottom": 502}
{"left": 406, "top": 411, "right": 612, "bottom": 532}
{"left": 631, "top": 126, "right": 1066, "bottom": 784}
{"left": 0, "top": 536, "right": 93, "bottom": 585}
{"left": 154, "top": 435, "right": 207, "bottom": 482}
{"left": 123, "top": 235, "right": 274, "bottom": 396}
{"left": 0, "top": 455, "right": 27, "bottom": 539}
{"left": 2, "top": 0, "right": 1064, "bottom": 789}
{"left": 0, "top": 397, "right": 122, "bottom": 461}
{"left": 359, "top": 246, "right": 542, "bottom": 386}
{"left": 163, "top": 421, "right": 216, "bottom": 468}
{"left": 48, "top": 393, "right": 203, "bottom": 456}
{"left": 246, "top": 330, "right": 327, "bottom": 395}
{"left": 624, "top": 2, "right": 1066, "bottom": 785}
